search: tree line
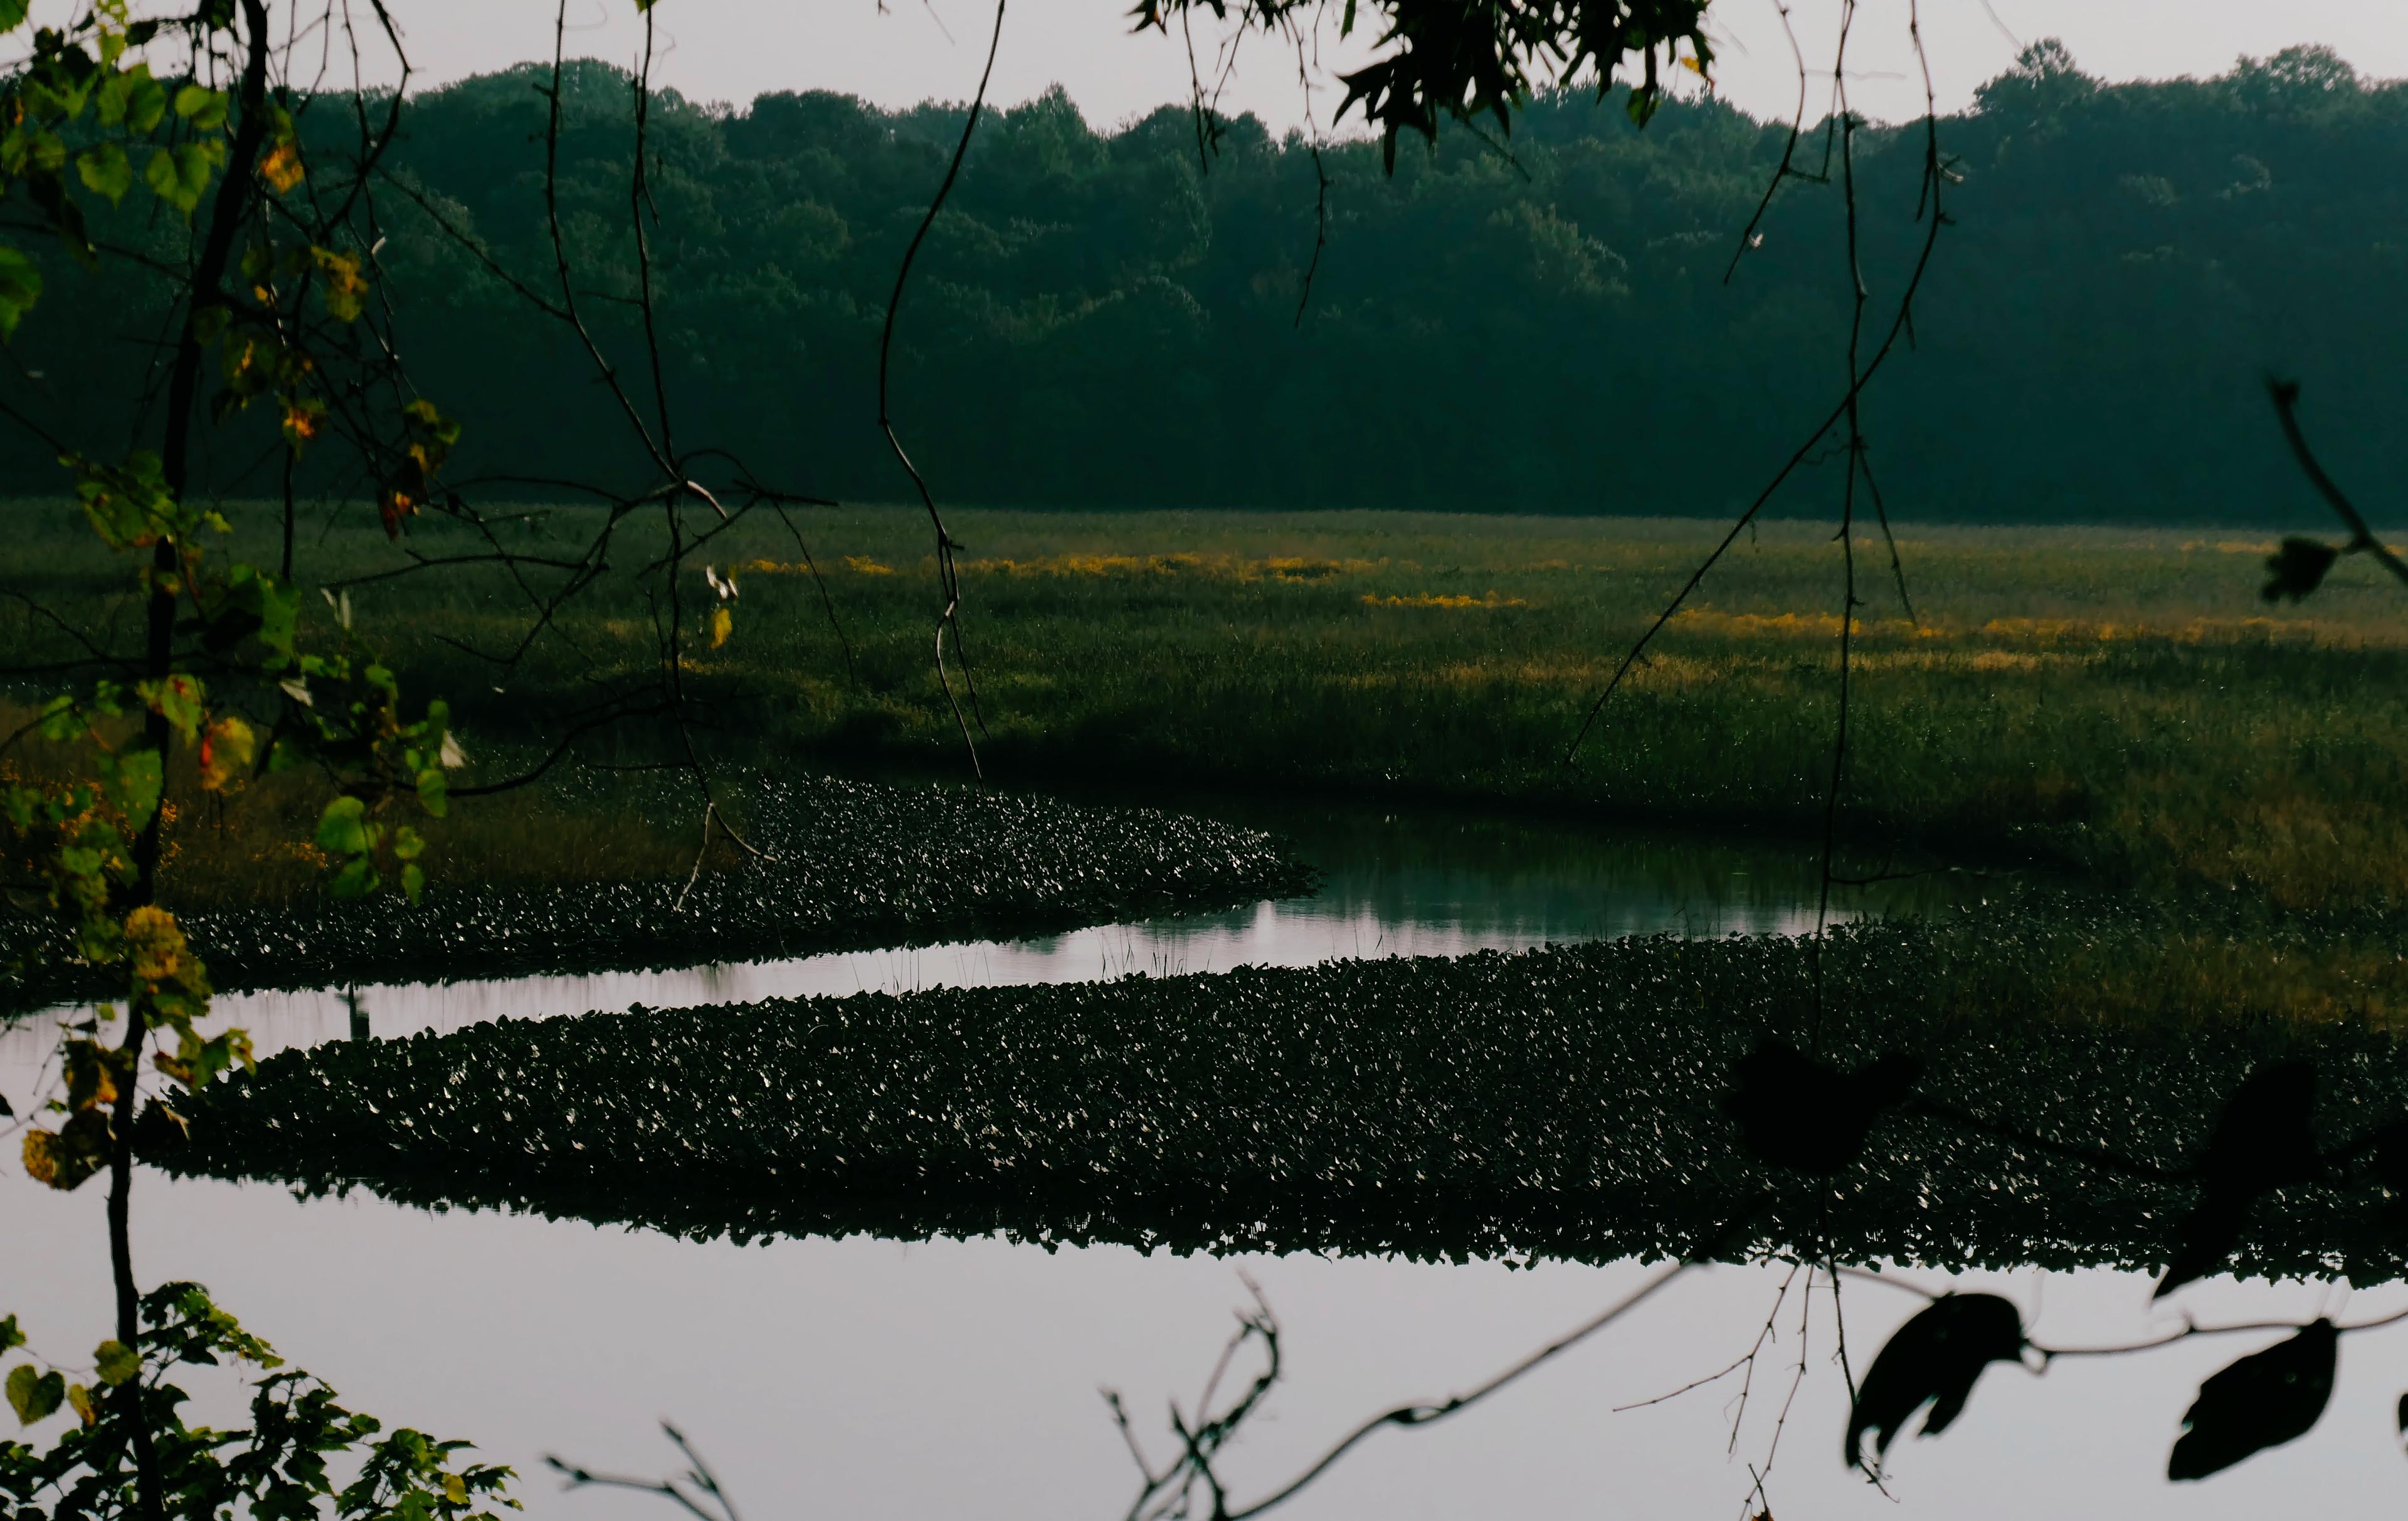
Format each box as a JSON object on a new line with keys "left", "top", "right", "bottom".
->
{"left": 5, "top": 40, "right": 2403, "bottom": 525}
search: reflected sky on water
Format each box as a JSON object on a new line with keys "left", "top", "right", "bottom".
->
{"left": 6, "top": 1170, "right": 2403, "bottom": 1520}
{"left": 11, "top": 793, "right": 2294, "bottom": 1518}
{"left": 6, "top": 792, "right": 1955, "bottom": 1063}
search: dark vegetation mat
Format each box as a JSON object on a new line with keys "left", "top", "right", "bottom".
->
{"left": 0, "top": 775, "right": 1314, "bottom": 1014}
{"left": 162, "top": 914, "right": 2408, "bottom": 1280}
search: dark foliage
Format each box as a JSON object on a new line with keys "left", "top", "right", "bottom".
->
{"left": 0, "top": 775, "right": 1311, "bottom": 1014}
{"left": 1130, "top": 0, "right": 1710, "bottom": 166}
{"left": 2263, "top": 536, "right": 2341, "bottom": 602}
{"left": 1844, "top": 1293, "right": 2025, "bottom": 1472}
{"left": 1724, "top": 1039, "right": 1920, "bottom": 1175}
{"left": 2, "top": 46, "right": 2404, "bottom": 523}
{"left": 2155, "top": 1059, "right": 2323, "bottom": 1298}
{"left": 2167, "top": 1318, "right": 2338, "bottom": 1480}
{"left": 159, "top": 909, "right": 2408, "bottom": 1276}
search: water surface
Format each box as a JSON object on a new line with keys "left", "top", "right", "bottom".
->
{"left": 16, "top": 792, "right": 1956, "bottom": 1058}
{"left": 9, "top": 795, "right": 2357, "bottom": 1519}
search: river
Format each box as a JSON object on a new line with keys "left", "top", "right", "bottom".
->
{"left": 2, "top": 793, "right": 2392, "bottom": 1518}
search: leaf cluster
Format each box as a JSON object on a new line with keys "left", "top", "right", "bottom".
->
{"left": 0, "top": 1283, "right": 517, "bottom": 1521}
{"left": 1132, "top": 0, "right": 1712, "bottom": 167}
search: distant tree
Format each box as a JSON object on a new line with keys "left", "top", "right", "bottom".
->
{"left": 1972, "top": 38, "right": 2097, "bottom": 122}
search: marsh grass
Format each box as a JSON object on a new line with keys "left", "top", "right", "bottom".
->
{"left": 6, "top": 499, "right": 2406, "bottom": 907}
{"left": 0, "top": 699, "right": 720, "bottom": 907}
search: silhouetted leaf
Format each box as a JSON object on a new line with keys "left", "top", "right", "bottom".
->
{"left": 1726, "top": 1039, "right": 1920, "bottom": 1175}
{"left": 2263, "top": 537, "right": 2340, "bottom": 603}
{"left": 2168, "top": 1319, "right": 2337, "bottom": 1480}
{"left": 2158, "top": 1061, "right": 2322, "bottom": 1298}
{"left": 2155, "top": 1195, "right": 2247, "bottom": 1304}
{"left": 2203, "top": 1062, "right": 2321, "bottom": 1193}
{"left": 1847, "top": 1293, "right": 2024, "bottom": 1472}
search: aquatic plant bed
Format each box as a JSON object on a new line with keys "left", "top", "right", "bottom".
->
{"left": 167, "top": 909, "right": 2408, "bottom": 1279}
{"left": 0, "top": 775, "right": 1312, "bottom": 1012}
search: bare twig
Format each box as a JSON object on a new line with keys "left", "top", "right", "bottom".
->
{"left": 876, "top": 0, "right": 1008, "bottom": 780}
{"left": 2267, "top": 377, "right": 2408, "bottom": 588}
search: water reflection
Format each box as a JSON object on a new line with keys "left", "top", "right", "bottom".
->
{"left": 6, "top": 1169, "right": 2404, "bottom": 1520}
{"left": 4, "top": 792, "right": 1951, "bottom": 1070}
{"left": 20, "top": 797, "right": 2249, "bottom": 1517}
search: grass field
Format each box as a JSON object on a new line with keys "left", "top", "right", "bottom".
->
{"left": 6, "top": 499, "right": 2406, "bottom": 911}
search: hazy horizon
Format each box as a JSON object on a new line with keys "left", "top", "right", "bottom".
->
{"left": 368, "top": 1, "right": 2408, "bottom": 135}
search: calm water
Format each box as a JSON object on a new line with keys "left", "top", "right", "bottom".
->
{"left": 15, "top": 793, "right": 1934, "bottom": 1059}
{"left": 3, "top": 795, "right": 2383, "bottom": 1517}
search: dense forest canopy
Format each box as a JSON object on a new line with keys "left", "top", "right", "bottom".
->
{"left": 8, "top": 40, "right": 2404, "bottom": 525}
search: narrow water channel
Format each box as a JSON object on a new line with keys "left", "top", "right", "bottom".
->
{"left": 14, "top": 793, "right": 1956, "bottom": 1058}
{"left": 3, "top": 794, "right": 2379, "bottom": 1518}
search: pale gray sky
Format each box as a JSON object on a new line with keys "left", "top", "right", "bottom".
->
{"left": 381, "top": 1, "right": 2408, "bottom": 131}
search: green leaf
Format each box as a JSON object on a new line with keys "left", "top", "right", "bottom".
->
{"left": 144, "top": 145, "right": 186, "bottom": 210}
{"left": 0, "top": 1317, "right": 21, "bottom": 1354}
{"left": 315, "top": 794, "right": 369, "bottom": 857}
{"left": 255, "top": 576, "right": 298, "bottom": 660}
{"left": 0, "top": 243, "right": 41, "bottom": 337}
{"left": 139, "top": 673, "right": 206, "bottom": 741}
{"left": 330, "top": 857, "right": 379, "bottom": 898}
{"left": 124, "top": 72, "right": 166, "bottom": 134}
{"left": 172, "top": 83, "right": 226, "bottom": 131}
{"left": 93, "top": 1339, "right": 138, "bottom": 1387}
{"left": 76, "top": 141, "right": 129, "bottom": 203}
{"left": 401, "top": 862, "right": 424, "bottom": 904}
{"left": 105, "top": 746, "right": 162, "bottom": 832}
{"left": 415, "top": 768, "right": 447, "bottom": 819}
{"left": 0, "top": 0, "right": 30, "bottom": 30}
{"left": 6, "top": 1363, "right": 63, "bottom": 1426}
{"left": 144, "top": 140, "right": 219, "bottom": 215}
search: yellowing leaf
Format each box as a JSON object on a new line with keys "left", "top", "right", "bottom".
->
{"left": 708, "top": 605, "right": 732, "bottom": 649}
{"left": 93, "top": 1340, "right": 138, "bottom": 1387}
{"left": 280, "top": 398, "right": 324, "bottom": 451}
{"left": 20, "top": 1128, "right": 59, "bottom": 1187}
{"left": 199, "top": 714, "right": 256, "bottom": 792}
{"left": 122, "top": 904, "right": 191, "bottom": 988}
{"left": 259, "top": 137, "right": 303, "bottom": 194}
{"left": 312, "top": 247, "right": 367, "bottom": 322}
{"left": 6, "top": 1364, "right": 64, "bottom": 1426}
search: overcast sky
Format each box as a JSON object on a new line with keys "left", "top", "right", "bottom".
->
{"left": 379, "top": 1, "right": 2408, "bottom": 132}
